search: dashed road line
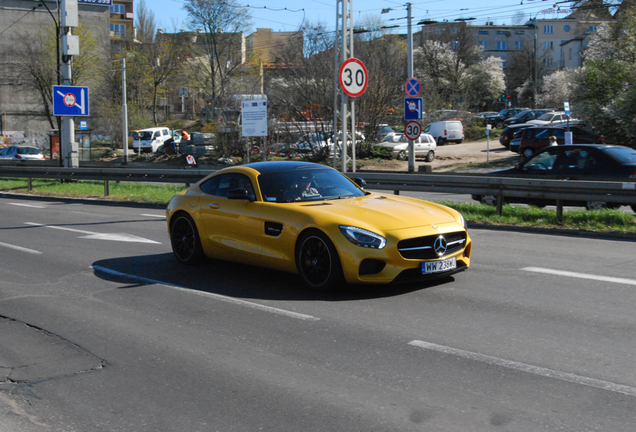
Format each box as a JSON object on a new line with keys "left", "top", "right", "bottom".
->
{"left": 0, "top": 241, "right": 42, "bottom": 255}
{"left": 409, "top": 340, "right": 636, "bottom": 397}
{"left": 522, "top": 267, "right": 636, "bottom": 286}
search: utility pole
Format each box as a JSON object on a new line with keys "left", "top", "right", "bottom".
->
{"left": 121, "top": 58, "right": 128, "bottom": 164}
{"left": 333, "top": 0, "right": 355, "bottom": 173}
{"left": 406, "top": 2, "right": 415, "bottom": 173}
{"left": 60, "top": 0, "right": 79, "bottom": 168}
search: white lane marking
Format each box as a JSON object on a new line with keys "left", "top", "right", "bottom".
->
{"left": 140, "top": 213, "right": 166, "bottom": 218}
{"left": 8, "top": 203, "right": 47, "bottom": 208}
{"left": 92, "top": 265, "right": 320, "bottom": 322}
{"left": 0, "top": 241, "right": 42, "bottom": 255}
{"left": 409, "top": 340, "right": 636, "bottom": 397}
{"left": 25, "top": 222, "right": 161, "bottom": 244}
{"left": 522, "top": 267, "right": 636, "bottom": 286}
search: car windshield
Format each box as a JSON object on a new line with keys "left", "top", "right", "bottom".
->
{"left": 604, "top": 146, "right": 636, "bottom": 164}
{"left": 139, "top": 131, "right": 153, "bottom": 140}
{"left": 537, "top": 113, "right": 556, "bottom": 120}
{"left": 17, "top": 147, "right": 41, "bottom": 155}
{"left": 258, "top": 167, "right": 365, "bottom": 203}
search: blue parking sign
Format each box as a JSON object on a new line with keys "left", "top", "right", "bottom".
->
{"left": 53, "top": 85, "right": 90, "bottom": 116}
{"left": 404, "top": 97, "right": 423, "bottom": 121}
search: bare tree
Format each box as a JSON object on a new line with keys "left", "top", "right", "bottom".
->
{"left": 183, "top": 0, "right": 252, "bottom": 110}
{"left": 135, "top": 0, "right": 156, "bottom": 43}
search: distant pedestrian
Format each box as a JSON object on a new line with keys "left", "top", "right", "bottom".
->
{"left": 549, "top": 135, "right": 558, "bottom": 146}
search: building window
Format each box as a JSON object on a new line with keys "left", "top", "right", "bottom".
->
{"left": 496, "top": 41, "right": 507, "bottom": 50}
{"left": 569, "top": 48, "right": 572, "bottom": 60}
{"left": 110, "top": 23, "right": 125, "bottom": 35}
{"left": 564, "top": 25, "right": 570, "bottom": 32}
{"left": 515, "top": 41, "right": 524, "bottom": 50}
{"left": 544, "top": 57, "right": 554, "bottom": 66}
{"left": 450, "top": 41, "right": 460, "bottom": 50}
{"left": 544, "top": 41, "right": 554, "bottom": 50}
{"left": 451, "top": 27, "right": 458, "bottom": 34}
{"left": 479, "top": 41, "right": 489, "bottom": 50}
{"left": 589, "top": 26, "right": 597, "bottom": 32}
{"left": 110, "top": 4, "right": 125, "bottom": 14}
{"left": 502, "top": 61, "right": 507, "bottom": 68}
{"left": 434, "top": 28, "right": 442, "bottom": 34}
{"left": 478, "top": 30, "right": 489, "bottom": 35}
{"left": 543, "top": 25, "right": 554, "bottom": 34}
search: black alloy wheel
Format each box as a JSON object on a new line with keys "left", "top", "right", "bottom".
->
{"left": 170, "top": 213, "right": 204, "bottom": 265}
{"left": 296, "top": 231, "right": 343, "bottom": 291}
{"left": 397, "top": 150, "right": 407, "bottom": 161}
{"left": 426, "top": 150, "right": 435, "bottom": 162}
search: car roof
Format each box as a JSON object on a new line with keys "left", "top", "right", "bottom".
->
{"left": 242, "top": 161, "right": 326, "bottom": 174}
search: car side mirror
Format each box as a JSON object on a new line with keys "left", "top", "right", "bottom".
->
{"left": 352, "top": 178, "right": 366, "bottom": 188}
{"left": 228, "top": 188, "right": 254, "bottom": 202}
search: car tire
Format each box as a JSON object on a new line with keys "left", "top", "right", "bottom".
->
{"left": 436, "top": 137, "right": 445, "bottom": 146}
{"left": 397, "top": 150, "right": 407, "bottom": 161}
{"left": 426, "top": 150, "right": 435, "bottom": 162}
{"left": 296, "top": 230, "right": 343, "bottom": 291}
{"left": 521, "top": 148, "right": 534, "bottom": 159}
{"left": 480, "top": 195, "right": 498, "bottom": 206}
{"left": 170, "top": 213, "right": 204, "bottom": 265}
{"left": 586, "top": 201, "right": 620, "bottom": 211}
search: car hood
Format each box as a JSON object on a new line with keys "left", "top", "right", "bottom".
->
{"left": 297, "top": 193, "right": 459, "bottom": 232}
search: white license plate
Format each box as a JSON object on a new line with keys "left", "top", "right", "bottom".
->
{"left": 422, "top": 257, "right": 456, "bottom": 274}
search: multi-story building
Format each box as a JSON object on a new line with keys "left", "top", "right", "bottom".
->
{"left": 246, "top": 28, "right": 304, "bottom": 66}
{"left": 109, "top": 0, "right": 135, "bottom": 48}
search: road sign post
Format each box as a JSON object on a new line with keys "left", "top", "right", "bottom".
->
{"left": 404, "top": 120, "right": 422, "bottom": 141}
{"left": 339, "top": 58, "right": 368, "bottom": 98}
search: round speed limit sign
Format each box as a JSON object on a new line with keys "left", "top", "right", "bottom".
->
{"left": 404, "top": 120, "right": 422, "bottom": 141}
{"left": 339, "top": 58, "right": 368, "bottom": 98}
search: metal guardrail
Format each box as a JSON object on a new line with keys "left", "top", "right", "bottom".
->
{"left": 0, "top": 165, "right": 635, "bottom": 218}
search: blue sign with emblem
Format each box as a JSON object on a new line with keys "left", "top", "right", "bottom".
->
{"left": 404, "top": 97, "right": 423, "bottom": 121}
{"left": 53, "top": 85, "right": 90, "bottom": 116}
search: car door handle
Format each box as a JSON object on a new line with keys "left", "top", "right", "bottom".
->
{"left": 208, "top": 203, "right": 220, "bottom": 209}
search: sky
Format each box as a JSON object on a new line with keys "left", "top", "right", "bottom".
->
{"left": 146, "top": 0, "right": 572, "bottom": 35}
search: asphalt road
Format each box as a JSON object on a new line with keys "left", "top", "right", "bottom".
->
{"left": 1, "top": 196, "right": 636, "bottom": 431}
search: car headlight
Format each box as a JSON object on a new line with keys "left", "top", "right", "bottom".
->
{"left": 339, "top": 226, "right": 386, "bottom": 249}
{"left": 458, "top": 212, "right": 467, "bottom": 229}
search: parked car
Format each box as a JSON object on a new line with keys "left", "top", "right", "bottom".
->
{"left": 133, "top": 127, "right": 176, "bottom": 153}
{"left": 509, "top": 136, "right": 522, "bottom": 154}
{"left": 526, "top": 111, "right": 575, "bottom": 126}
{"left": 517, "top": 125, "right": 598, "bottom": 158}
{"left": 290, "top": 133, "right": 332, "bottom": 153}
{"left": 166, "top": 161, "right": 472, "bottom": 290}
{"left": 472, "top": 144, "right": 636, "bottom": 211}
{"left": 374, "top": 133, "right": 437, "bottom": 161}
{"left": 503, "top": 109, "right": 555, "bottom": 127}
{"left": 483, "top": 108, "right": 529, "bottom": 129}
{"left": 375, "top": 125, "right": 395, "bottom": 142}
{"left": 471, "top": 111, "right": 498, "bottom": 120}
{"left": 0, "top": 145, "right": 45, "bottom": 161}
{"left": 499, "top": 123, "right": 536, "bottom": 148}
{"left": 423, "top": 120, "right": 464, "bottom": 145}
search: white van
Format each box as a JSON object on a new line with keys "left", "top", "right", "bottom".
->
{"left": 423, "top": 121, "right": 464, "bottom": 145}
{"left": 134, "top": 127, "right": 174, "bottom": 153}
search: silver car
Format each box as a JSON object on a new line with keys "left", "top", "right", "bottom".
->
{"left": 0, "top": 146, "right": 45, "bottom": 160}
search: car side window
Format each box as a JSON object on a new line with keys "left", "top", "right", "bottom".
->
{"left": 523, "top": 151, "right": 558, "bottom": 171}
{"left": 199, "top": 176, "right": 219, "bottom": 195}
{"left": 202, "top": 173, "right": 255, "bottom": 200}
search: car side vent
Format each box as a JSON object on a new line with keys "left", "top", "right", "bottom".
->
{"left": 302, "top": 203, "right": 332, "bottom": 206}
{"left": 264, "top": 222, "right": 283, "bottom": 237}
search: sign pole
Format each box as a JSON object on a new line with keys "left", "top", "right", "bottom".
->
{"left": 406, "top": 2, "right": 415, "bottom": 173}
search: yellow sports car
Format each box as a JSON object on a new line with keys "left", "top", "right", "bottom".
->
{"left": 166, "top": 161, "right": 472, "bottom": 290}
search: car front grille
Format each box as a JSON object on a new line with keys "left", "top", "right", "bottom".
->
{"left": 397, "top": 231, "right": 467, "bottom": 260}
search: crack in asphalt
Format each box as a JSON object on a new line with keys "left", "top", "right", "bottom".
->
{"left": 0, "top": 314, "right": 107, "bottom": 385}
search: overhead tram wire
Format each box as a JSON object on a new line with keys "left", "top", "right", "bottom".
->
{"left": 0, "top": 6, "right": 39, "bottom": 37}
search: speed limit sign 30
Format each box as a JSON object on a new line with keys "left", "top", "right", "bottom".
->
{"left": 404, "top": 121, "right": 422, "bottom": 141}
{"left": 339, "top": 58, "right": 368, "bottom": 98}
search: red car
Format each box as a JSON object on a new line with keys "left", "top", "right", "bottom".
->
{"left": 517, "top": 126, "right": 599, "bottom": 159}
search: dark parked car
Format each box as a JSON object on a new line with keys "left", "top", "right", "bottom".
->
{"left": 517, "top": 125, "right": 599, "bottom": 158}
{"left": 499, "top": 123, "right": 535, "bottom": 148}
{"left": 472, "top": 144, "right": 636, "bottom": 211}
{"left": 483, "top": 108, "right": 529, "bottom": 129}
{"left": 503, "top": 109, "right": 555, "bottom": 127}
